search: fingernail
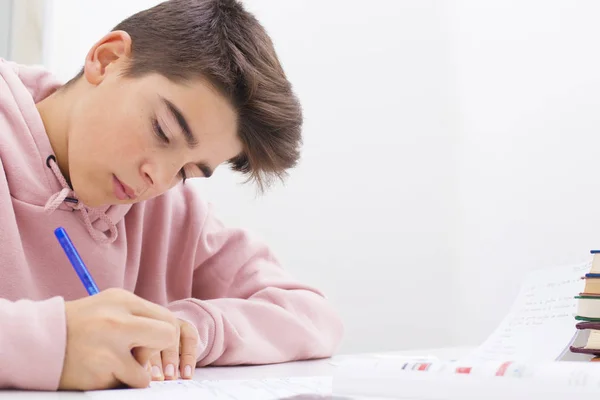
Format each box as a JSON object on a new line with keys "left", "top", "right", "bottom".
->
{"left": 184, "top": 365, "right": 192, "bottom": 378}
{"left": 151, "top": 365, "right": 162, "bottom": 379}
{"left": 164, "top": 364, "right": 175, "bottom": 378}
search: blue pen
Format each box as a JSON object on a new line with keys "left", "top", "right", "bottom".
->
{"left": 54, "top": 227, "right": 100, "bottom": 295}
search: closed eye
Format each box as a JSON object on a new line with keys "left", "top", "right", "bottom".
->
{"left": 152, "top": 118, "right": 169, "bottom": 144}
{"left": 153, "top": 117, "right": 188, "bottom": 182}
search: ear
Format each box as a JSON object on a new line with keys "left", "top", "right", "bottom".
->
{"left": 82, "top": 30, "right": 132, "bottom": 86}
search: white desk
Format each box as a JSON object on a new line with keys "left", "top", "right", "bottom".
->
{"left": 197, "top": 344, "right": 472, "bottom": 381}
{"left": 0, "top": 346, "right": 471, "bottom": 399}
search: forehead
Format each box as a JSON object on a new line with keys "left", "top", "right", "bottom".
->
{"left": 145, "top": 73, "right": 243, "bottom": 160}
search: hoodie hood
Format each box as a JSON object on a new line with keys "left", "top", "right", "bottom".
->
{"left": 0, "top": 59, "right": 130, "bottom": 244}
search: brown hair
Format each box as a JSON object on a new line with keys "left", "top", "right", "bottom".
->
{"left": 70, "top": 0, "right": 302, "bottom": 191}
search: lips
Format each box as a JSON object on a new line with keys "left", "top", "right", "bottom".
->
{"left": 112, "top": 175, "right": 136, "bottom": 201}
{"left": 121, "top": 180, "right": 136, "bottom": 199}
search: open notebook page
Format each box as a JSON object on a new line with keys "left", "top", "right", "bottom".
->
{"left": 85, "top": 376, "right": 333, "bottom": 400}
{"left": 459, "top": 262, "right": 588, "bottom": 363}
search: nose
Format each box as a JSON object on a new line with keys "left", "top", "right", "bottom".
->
{"left": 142, "top": 170, "right": 154, "bottom": 187}
{"left": 140, "top": 159, "right": 180, "bottom": 192}
{"left": 140, "top": 163, "right": 155, "bottom": 188}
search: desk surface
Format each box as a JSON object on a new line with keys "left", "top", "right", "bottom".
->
{"left": 0, "top": 346, "right": 472, "bottom": 399}
{"left": 197, "top": 345, "right": 472, "bottom": 381}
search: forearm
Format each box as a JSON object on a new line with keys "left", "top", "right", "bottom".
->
{"left": 168, "top": 288, "right": 343, "bottom": 366}
{"left": 0, "top": 296, "right": 66, "bottom": 390}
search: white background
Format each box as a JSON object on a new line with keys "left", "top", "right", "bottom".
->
{"left": 22, "top": 0, "right": 600, "bottom": 353}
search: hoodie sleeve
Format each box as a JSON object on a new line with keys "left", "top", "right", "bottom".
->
{"left": 167, "top": 205, "right": 344, "bottom": 366}
{"left": 0, "top": 296, "right": 66, "bottom": 390}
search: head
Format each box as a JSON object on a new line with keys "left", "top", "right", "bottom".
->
{"left": 52, "top": 0, "right": 302, "bottom": 207}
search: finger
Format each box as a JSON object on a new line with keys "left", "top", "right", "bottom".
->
{"left": 149, "top": 352, "right": 164, "bottom": 381}
{"left": 161, "top": 321, "right": 180, "bottom": 381}
{"left": 131, "top": 347, "right": 153, "bottom": 368}
{"left": 162, "top": 321, "right": 180, "bottom": 380}
{"left": 113, "top": 351, "right": 152, "bottom": 389}
{"left": 132, "top": 347, "right": 161, "bottom": 381}
{"left": 161, "top": 345, "right": 179, "bottom": 380}
{"left": 125, "top": 317, "right": 179, "bottom": 350}
{"left": 178, "top": 320, "right": 199, "bottom": 380}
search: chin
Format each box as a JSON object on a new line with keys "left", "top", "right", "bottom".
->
{"left": 71, "top": 183, "right": 104, "bottom": 208}
{"left": 78, "top": 194, "right": 105, "bottom": 208}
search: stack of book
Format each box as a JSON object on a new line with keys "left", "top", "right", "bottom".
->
{"left": 570, "top": 250, "right": 600, "bottom": 359}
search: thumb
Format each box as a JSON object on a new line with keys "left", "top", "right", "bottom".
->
{"left": 114, "top": 350, "right": 152, "bottom": 389}
{"left": 132, "top": 347, "right": 159, "bottom": 368}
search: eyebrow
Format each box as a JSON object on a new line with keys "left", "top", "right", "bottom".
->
{"left": 160, "top": 96, "right": 199, "bottom": 148}
{"left": 160, "top": 96, "right": 213, "bottom": 178}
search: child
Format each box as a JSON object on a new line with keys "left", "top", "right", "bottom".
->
{"left": 0, "top": 0, "right": 343, "bottom": 391}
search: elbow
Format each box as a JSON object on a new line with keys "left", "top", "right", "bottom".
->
{"left": 321, "top": 308, "right": 345, "bottom": 357}
{"left": 303, "top": 295, "right": 345, "bottom": 359}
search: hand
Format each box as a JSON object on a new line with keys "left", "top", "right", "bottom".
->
{"left": 147, "top": 318, "right": 199, "bottom": 381}
{"left": 59, "top": 288, "right": 179, "bottom": 391}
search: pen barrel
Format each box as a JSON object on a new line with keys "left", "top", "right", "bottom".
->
{"left": 54, "top": 227, "right": 100, "bottom": 295}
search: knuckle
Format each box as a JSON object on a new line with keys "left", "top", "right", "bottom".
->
{"left": 104, "top": 287, "right": 121, "bottom": 296}
{"left": 161, "top": 348, "right": 179, "bottom": 360}
{"left": 180, "top": 348, "right": 197, "bottom": 358}
{"left": 103, "top": 287, "right": 117, "bottom": 295}
{"left": 181, "top": 329, "right": 199, "bottom": 346}
{"left": 167, "top": 313, "right": 178, "bottom": 327}
{"left": 104, "top": 287, "right": 130, "bottom": 302}
{"left": 150, "top": 352, "right": 163, "bottom": 364}
{"left": 179, "top": 322, "right": 198, "bottom": 341}
{"left": 99, "top": 311, "right": 126, "bottom": 330}
{"left": 169, "top": 324, "right": 179, "bottom": 344}
{"left": 120, "top": 289, "right": 136, "bottom": 300}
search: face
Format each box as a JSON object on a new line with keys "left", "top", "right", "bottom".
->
{"left": 67, "top": 35, "right": 241, "bottom": 208}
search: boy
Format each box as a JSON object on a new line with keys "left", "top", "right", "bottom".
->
{"left": 0, "top": 0, "right": 343, "bottom": 391}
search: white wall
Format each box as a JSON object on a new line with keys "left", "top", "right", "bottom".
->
{"left": 0, "top": 0, "right": 52, "bottom": 64}
{"left": 204, "top": 1, "right": 459, "bottom": 353}
{"left": 10, "top": 0, "right": 45, "bottom": 64}
{"left": 37, "top": 0, "right": 600, "bottom": 354}
{"left": 40, "top": 0, "right": 459, "bottom": 354}
{"left": 450, "top": 0, "right": 600, "bottom": 345}
{"left": 0, "top": 0, "right": 11, "bottom": 59}
{"left": 42, "top": 0, "right": 164, "bottom": 80}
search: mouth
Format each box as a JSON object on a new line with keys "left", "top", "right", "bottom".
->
{"left": 112, "top": 175, "right": 136, "bottom": 201}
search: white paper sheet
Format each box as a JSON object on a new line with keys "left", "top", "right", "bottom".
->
{"left": 334, "top": 360, "right": 600, "bottom": 399}
{"left": 459, "top": 262, "right": 588, "bottom": 363}
{"left": 85, "top": 376, "right": 332, "bottom": 400}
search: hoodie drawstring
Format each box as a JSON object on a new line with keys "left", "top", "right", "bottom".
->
{"left": 44, "top": 155, "right": 118, "bottom": 244}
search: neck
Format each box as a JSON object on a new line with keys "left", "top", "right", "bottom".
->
{"left": 36, "top": 86, "right": 73, "bottom": 184}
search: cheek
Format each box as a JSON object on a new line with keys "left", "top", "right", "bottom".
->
{"left": 67, "top": 117, "right": 105, "bottom": 165}
{"left": 106, "top": 116, "right": 153, "bottom": 159}
{"left": 82, "top": 89, "right": 151, "bottom": 154}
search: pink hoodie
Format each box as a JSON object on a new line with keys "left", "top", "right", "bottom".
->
{"left": 0, "top": 59, "right": 343, "bottom": 390}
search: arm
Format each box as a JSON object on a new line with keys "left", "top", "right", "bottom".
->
{"left": 0, "top": 297, "right": 66, "bottom": 390}
{"left": 167, "top": 206, "right": 343, "bottom": 366}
